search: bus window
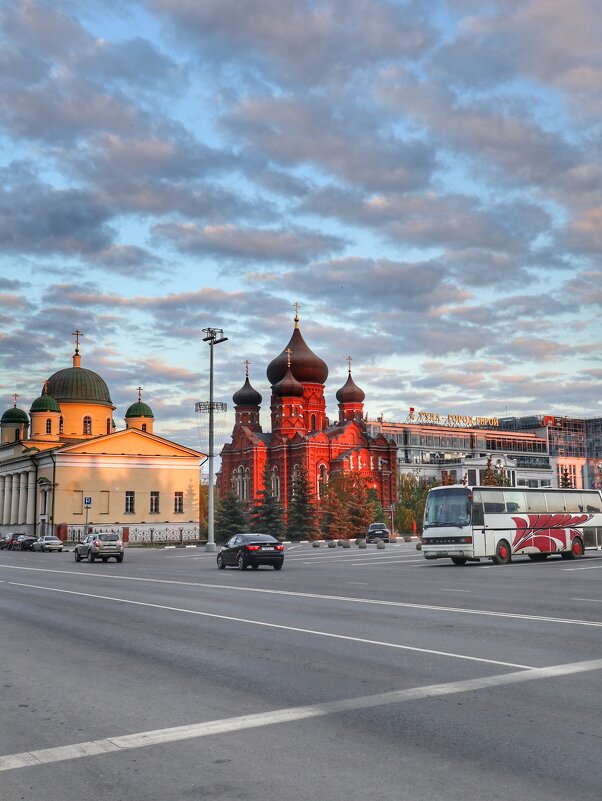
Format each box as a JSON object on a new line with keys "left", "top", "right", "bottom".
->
{"left": 503, "top": 490, "right": 526, "bottom": 514}
{"left": 545, "top": 491, "right": 566, "bottom": 513}
{"left": 481, "top": 489, "right": 505, "bottom": 514}
{"left": 583, "top": 492, "right": 602, "bottom": 513}
{"left": 526, "top": 491, "right": 547, "bottom": 513}
{"left": 471, "top": 490, "right": 484, "bottom": 526}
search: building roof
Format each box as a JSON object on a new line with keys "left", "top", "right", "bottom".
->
{"left": 336, "top": 371, "right": 365, "bottom": 404}
{"left": 266, "top": 315, "right": 328, "bottom": 386}
{"left": 125, "top": 401, "right": 154, "bottom": 418}
{"left": 233, "top": 376, "right": 262, "bottom": 407}
{"left": 46, "top": 366, "right": 113, "bottom": 406}
{"left": 1, "top": 406, "right": 29, "bottom": 424}
{"left": 30, "top": 393, "right": 61, "bottom": 413}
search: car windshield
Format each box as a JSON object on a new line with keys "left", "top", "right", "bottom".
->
{"left": 242, "top": 534, "right": 278, "bottom": 543}
{"left": 46, "top": 537, "right": 61, "bottom": 542}
{"left": 99, "top": 534, "right": 120, "bottom": 541}
{"left": 424, "top": 488, "right": 471, "bottom": 528}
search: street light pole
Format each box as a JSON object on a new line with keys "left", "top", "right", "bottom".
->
{"left": 201, "top": 327, "right": 228, "bottom": 552}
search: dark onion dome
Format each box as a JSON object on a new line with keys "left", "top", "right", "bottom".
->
{"left": 266, "top": 317, "right": 328, "bottom": 386}
{"left": 125, "top": 401, "right": 154, "bottom": 418}
{"left": 233, "top": 377, "right": 262, "bottom": 407}
{"left": 336, "top": 372, "right": 365, "bottom": 404}
{"left": 30, "top": 393, "right": 61, "bottom": 413}
{"left": 1, "top": 406, "right": 29, "bottom": 424}
{"left": 272, "top": 366, "right": 304, "bottom": 398}
{"left": 46, "top": 367, "right": 113, "bottom": 406}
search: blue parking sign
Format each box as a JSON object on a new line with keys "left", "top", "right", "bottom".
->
{"left": 84, "top": 497, "right": 92, "bottom": 508}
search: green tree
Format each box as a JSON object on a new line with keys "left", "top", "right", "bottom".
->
{"left": 318, "top": 473, "right": 373, "bottom": 539}
{"left": 215, "top": 492, "right": 248, "bottom": 544}
{"left": 287, "top": 465, "right": 317, "bottom": 541}
{"left": 367, "top": 487, "right": 386, "bottom": 524}
{"left": 318, "top": 477, "right": 351, "bottom": 539}
{"left": 560, "top": 466, "right": 573, "bottom": 488}
{"left": 395, "top": 473, "right": 436, "bottom": 536}
{"left": 250, "top": 462, "right": 285, "bottom": 539}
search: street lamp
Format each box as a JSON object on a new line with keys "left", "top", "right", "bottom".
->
{"left": 198, "top": 327, "right": 228, "bottom": 552}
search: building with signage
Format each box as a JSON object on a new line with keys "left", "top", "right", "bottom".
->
{"left": 366, "top": 411, "right": 602, "bottom": 490}
{"left": 218, "top": 311, "right": 397, "bottom": 517}
{"left": 0, "top": 336, "right": 204, "bottom": 541}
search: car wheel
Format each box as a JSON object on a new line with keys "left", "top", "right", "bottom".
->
{"left": 74, "top": 550, "right": 81, "bottom": 562}
{"left": 87, "top": 550, "right": 95, "bottom": 563}
{"left": 237, "top": 554, "right": 247, "bottom": 570}
{"left": 451, "top": 557, "right": 467, "bottom": 566}
{"left": 492, "top": 539, "right": 511, "bottom": 565}
{"left": 101, "top": 556, "right": 108, "bottom": 562}
{"left": 251, "top": 563, "right": 259, "bottom": 570}
{"left": 217, "top": 554, "right": 226, "bottom": 569}
{"left": 116, "top": 555, "right": 123, "bottom": 563}
{"left": 273, "top": 563, "right": 283, "bottom": 571}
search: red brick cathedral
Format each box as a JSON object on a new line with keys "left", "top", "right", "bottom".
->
{"left": 218, "top": 311, "right": 397, "bottom": 516}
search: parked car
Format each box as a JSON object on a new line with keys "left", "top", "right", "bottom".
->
{"left": 32, "top": 535, "right": 64, "bottom": 552}
{"left": 4, "top": 532, "right": 24, "bottom": 550}
{"left": 366, "top": 522, "right": 390, "bottom": 542}
{"left": 0, "top": 533, "right": 18, "bottom": 550}
{"left": 74, "top": 533, "right": 124, "bottom": 563}
{"left": 14, "top": 535, "right": 37, "bottom": 551}
{"left": 217, "top": 533, "right": 284, "bottom": 570}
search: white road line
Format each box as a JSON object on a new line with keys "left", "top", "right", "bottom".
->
{"left": 2, "top": 658, "right": 602, "bottom": 774}
{"left": 348, "top": 558, "right": 425, "bottom": 566}
{"left": 4, "top": 565, "right": 602, "bottom": 629}
{"left": 562, "top": 565, "right": 602, "bottom": 571}
{"left": 440, "top": 588, "right": 471, "bottom": 593}
{"left": 8, "top": 581, "right": 534, "bottom": 670}
{"left": 572, "top": 598, "right": 602, "bottom": 603}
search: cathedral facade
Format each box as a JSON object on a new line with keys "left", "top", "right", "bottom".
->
{"left": 218, "top": 313, "right": 397, "bottom": 520}
{"left": 0, "top": 335, "right": 203, "bottom": 541}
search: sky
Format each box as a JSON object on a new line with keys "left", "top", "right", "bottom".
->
{"left": 1, "top": 0, "right": 601, "bottom": 451}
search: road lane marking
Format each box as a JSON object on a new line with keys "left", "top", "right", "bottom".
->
{"left": 562, "top": 565, "right": 602, "bottom": 571}
{"left": 8, "top": 581, "right": 534, "bottom": 670}
{"left": 2, "top": 657, "right": 602, "bottom": 773}
{"left": 572, "top": 598, "right": 602, "bottom": 603}
{"left": 3, "top": 565, "right": 602, "bottom": 629}
{"left": 440, "top": 588, "right": 471, "bottom": 593}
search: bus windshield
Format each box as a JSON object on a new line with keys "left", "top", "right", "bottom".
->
{"left": 424, "top": 488, "right": 471, "bottom": 528}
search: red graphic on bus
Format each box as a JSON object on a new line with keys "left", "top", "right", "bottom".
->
{"left": 511, "top": 513, "right": 591, "bottom": 553}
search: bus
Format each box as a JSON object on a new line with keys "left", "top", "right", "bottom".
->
{"left": 421, "top": 485, "right": 602, "bottom": 565}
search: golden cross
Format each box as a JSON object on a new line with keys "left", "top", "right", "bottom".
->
{"left": 72, "top": 329, "right": 82, "bottom": 353}
{"left": 12, "top": 392, "right": 19, "bottom": 407}
{"left": 286, "top": 347, "right": 292, "bottom": 368}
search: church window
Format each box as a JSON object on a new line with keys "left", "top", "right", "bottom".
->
{"left": 59, "top": 416, "right": 64, "bottom": 434}
{"left": 318, "top": 464, "right": 328, "bottom": 499}
{"left": 106, "top": 418, "right": 111, "bottom": 435}
{"left": 271, "top": 467, "right": 280, "bottom": 499}
{"left": 150, "top": 491, "right": 159, "bottom": 513}
{"left": 142, "top": 423, "right": 147, "bottom": 432}
{"left": 125, "top": 491, "right": 135, "bottom": 513}
{"left": 237, "top": 466, "right": 245, "bottom": 499}
{"left": 46, "top": 418, "right": 52, "bottom": 434}
{"left": 292, "top": 464, "right": 300, "bottom": 496}
{"left": 174, "top": 491, "right": 184, "bottom": 513}
{"left": 83, "top": 416, "right": 92, "bottom": 435}
{"left": 15, "top": 429, "right": 20, "bottom": 442}
{"left": 231, "top": 470, "right": 238, "bottom": 494}
{"left": 244, "top": 469, "right": 250, "bottom": 500}
{"left": 311, "top": 414, "right": 317, "bottom": 431}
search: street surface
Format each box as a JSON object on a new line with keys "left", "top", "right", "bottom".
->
{"left": 1, "top": 542, "right": 602, "bottom": 801}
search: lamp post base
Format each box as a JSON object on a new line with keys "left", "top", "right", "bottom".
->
{"left": 205, "top": 541, "right": 217, "bottom": 552}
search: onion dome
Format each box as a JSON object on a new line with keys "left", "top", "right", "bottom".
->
{"left": 30, "top": 393, "right": 61, "bottom": 413}
{"left": 1, "top": 406, "right": 29, "bottom": 424}
{"left": 233, "top": 364, "right": 262, "bottom": 407}
{"left": 125, "top": 401, "right": 154, "bottom": 419}
{"left": 46, "top": 335, "right": 113, "bottom": 407}
{"left": 266, "top": 310, "right": 328, "bottom": 386}
{"left": 273, "top": 366, "right": 304, "bottom": 397}
{"left": 336, "top": 371, "right": 365, "bottom": 404}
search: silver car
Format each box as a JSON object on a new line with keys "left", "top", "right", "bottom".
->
{"left": 74, "top": 533, "right": 124, "bottom": 563}
{"left": 32, "top": 536, "right": 64, "bottom": 552}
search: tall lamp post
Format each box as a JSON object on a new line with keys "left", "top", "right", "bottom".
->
{"left": 198, "top": 327, "right": 228, "bottom": 552}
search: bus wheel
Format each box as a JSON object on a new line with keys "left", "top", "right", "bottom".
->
{"left": 492, "top": 540, "right": 511, "bottom": 565}
{"left": 528, "top": 553, "right": 548, "bottom": 561}
{"left": 451, "top": 557, "right": 467, "bottom": 566}
{"left": 565, "top": 537, "right": 584, "bottom": 560}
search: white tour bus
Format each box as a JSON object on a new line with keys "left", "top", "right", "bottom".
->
{"left": 421, "top": 485, "right": 602, "bottom": 565}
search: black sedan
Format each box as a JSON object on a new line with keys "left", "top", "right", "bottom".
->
{"left": 14, "top": 535, "right": 37, "bottom": 551}
{"left": 217, "top": 533, "right": 284, "bottom": 571}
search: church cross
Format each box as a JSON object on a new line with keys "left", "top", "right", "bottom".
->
{"left": 346, "top": 355, "right": 353, "bottom": 374}
{"left": 137, "top": 386, "right": 143, "bottom": 401}
{"left": 286, "top": 347, "right": 292, "bottom": 368}
{"left": 244, "top": 359, "right": 250, "bottom": 378}
{"left": 12, "top": 392, "right": 19, "bottom": 408}
{"left": 72, "top": 329, "right": 82, "bottom": 353}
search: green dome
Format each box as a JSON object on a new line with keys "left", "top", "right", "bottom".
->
{"left": 30, "top": 394, "right": 61, "bottom": 413}
{"left": 1, "top": 407, "right": 29, "bottom": 424}
{"left": 125, "top": 401, "right": 154, "bottom": 418}
{"left": 46, "top": 367, "right": 112, "bottom": 406}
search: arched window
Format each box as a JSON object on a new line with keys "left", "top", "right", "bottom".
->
{"left": 83, "top": 416, "right": 92, "bottom": 435}
{"left": 244, "top": 468, "right": 250, "bottom": 500}
{"left": 15, "top": 429, "right": 20, "bottom": 442}
{"left": 318, "top": 464, "right": 328, "bottom": 498}
{"left": 231, "top": 469, "right": 238, "bottom": 494}
{"left": 142, "top": 423, "right": 147, "bottom": 432}
{"left": 271, "top": 467, "right": 280, "bottom": 499}
{"left": 311, "top": 414, "right": 317, "bottom": 431}
{"left": 45, "top": 418, "right": 52, "bottom": 434}
{"left": 238, "top": 466, "right": 245, "bottom": 499}
{"left": 106, "top": 418, "right": 111, "bottom": 435}
{"left": 59, "top": 416, "right": 64, "bottom": 434}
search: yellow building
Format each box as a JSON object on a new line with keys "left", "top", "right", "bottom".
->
{"left": 0, "top": 336, "right": 204, "bottom": 544}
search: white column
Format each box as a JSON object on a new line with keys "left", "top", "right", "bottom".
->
{"left": 26, "top": 472, "right": 36, "bottom": 526}
{"left": 0, "top": 476, "right": 5, "bottom": 525}
{"left": 3, "top": 475, "right": 13, "bottom": 525}
{"left": 18, "top": 472, "right": 27, "bottom": 524}
{"left": 10, "top": 474, "right": 19, "bottom": 525}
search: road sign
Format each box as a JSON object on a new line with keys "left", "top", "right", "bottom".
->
{"left": 84, "top": 497, "right": 92, "bottom": 508}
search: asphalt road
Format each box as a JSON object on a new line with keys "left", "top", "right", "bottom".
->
{"left": 1, "top": 541, "right": 602, "bottom": 801}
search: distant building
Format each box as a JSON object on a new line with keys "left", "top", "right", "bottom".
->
{"left": 0, "top": 335, "right": 204, "bottom": 542}
{"left": 218, "top": 312, "right": 397, "bottom": 518}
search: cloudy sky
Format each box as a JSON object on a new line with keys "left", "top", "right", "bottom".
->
{"left": 1, "top": 0, "right": 601, "bottom": 449}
